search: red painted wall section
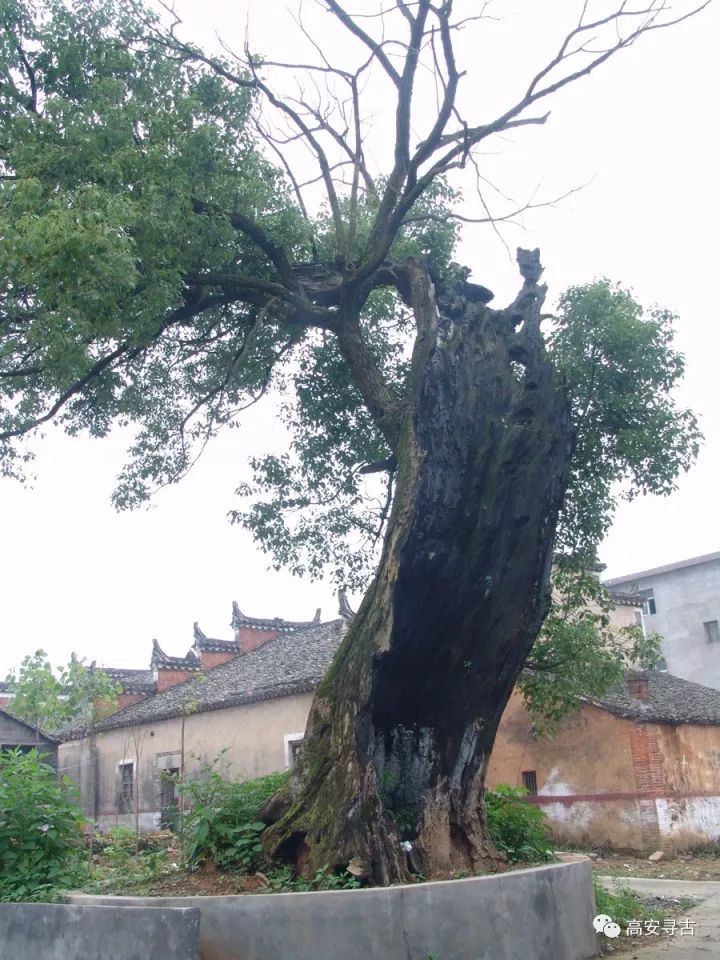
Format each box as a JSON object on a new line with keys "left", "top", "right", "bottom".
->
{"left": 200, "top": 651, "right": 238, "bottom": 671}
{"left": 115, "top": 693, "right": 149, "bottom": 712}
{"left": 235, "top": 628, "right": 281, "bottom": 654}
{"left": 156, "top": 669, "right": 199, "bottom": 692}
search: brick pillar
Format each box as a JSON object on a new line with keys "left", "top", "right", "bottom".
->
{"left": 628, "top": 724, "right": 664, "bottom": 849}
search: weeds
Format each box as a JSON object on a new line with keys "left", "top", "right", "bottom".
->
{"left": 485, "top": 785, "right": 554, "bottom": 863}
{"left": 263, "top": 864, "right": 361, "bottom": 893}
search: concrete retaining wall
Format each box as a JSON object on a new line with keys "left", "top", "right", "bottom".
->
{"left": 0, "top": 902, "right": 200, "bottom": 960}
{"left": 69, "top": 859, "right": 598, "bottom": 960}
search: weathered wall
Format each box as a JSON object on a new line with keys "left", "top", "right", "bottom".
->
{"left": 489, "top": 694, "right": 646, "bottom": 849}
{"left": 0, "top": 902, "right": 200, "bottom": 960}
{"left": 654, "top": 723, "right": 720, "bottom": 847}
{"left": 489, "top": 692, "right": 720, "bottom": 851}
{"left": 57, "top": 739, "right": 97, "bottom": 817}
{"left": 59, "top": 692, "right": 313, "bottom": 831}
{"left": 68, "top": 860, "right": 598, "bottom": 960}
{"left": 489, "top": 694, "right": 636, "bottom": 794}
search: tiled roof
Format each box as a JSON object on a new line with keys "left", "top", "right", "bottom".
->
{"left": 103, "top": 668, "right": 156, "bottom": 694}
{"left": 231, "top": 600, "right": 321, "bottom": 633}
{"left": 607, "top": 590, "right": 642, "bottom": 607}
{"left": 192, "top": 622, "right": 239, "bottom": 654}
{"left": 150, "top": 639, "right": 201, "bottom": 672}
{"left": 588, "top": 670, "right": 720, "bottom": 726}
{"left": 0, "top": 681, "right": 14, "bottom": 693}
{"left": 78, "top": 619, "right": 345, "bottom": 735}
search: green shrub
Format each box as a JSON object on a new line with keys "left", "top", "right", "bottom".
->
{"left": 0, "top": 748, "right": 88, "bottom": 901}
{"left": 181, "top": 769, "right": 290, "bottom": 871}
{"left": 264, "top": 864, "right": 360, "bottom": 892}
{"left": 485, "top": 784, "right": 554, "bottom": 863}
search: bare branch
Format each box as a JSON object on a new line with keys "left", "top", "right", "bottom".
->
{"left": 322, "top": 0, "right": 402, "bottom": 86}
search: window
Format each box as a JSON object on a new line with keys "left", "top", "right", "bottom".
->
{"left": 638, "top": 589, "right": 656, "bottom": 616}
{"left": 160, "top": 768, "right": 180, "bottom": 829}
{"left": 284, "top": 732, "right": 304, "bottom": 769}
{"left": 705, "top": 620, "right": 720, "bottom": 644}
{"left": 118, "top": 761, "right": 134, "bottom": 813}
{"left": 521, "top": 770, "right": 538, "bottom": 796}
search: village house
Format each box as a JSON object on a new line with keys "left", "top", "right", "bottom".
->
{"left": 57, "top": 605, "right": 341, "bottom": 831}
{"left": 487, "top": 673, "right": 720, "bottom": 851}
{"left": 604, "top": 550, "right": 720, "bottom": 689}
{"left": 56, "top": 591, "right": 720, "bottom": 851}
{"left": 0, "top": 707, "right": 58, "bottom": 766}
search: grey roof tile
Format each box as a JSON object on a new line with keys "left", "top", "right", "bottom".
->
{"left": 81, "top": 620, "right": 345, "bottom": 736}
{"left": 230, "top": 600, "right": 321, "bottom": 633}
{"left": 192, "top": 622, "right": 239, "bottom": 654}
{"left": 587, "top": 670, "right": 720, "bottom": 726}
{"left": 103, "top": 668, "right": 156, "bottom": 694}
{"left": 607, "top": 590, "right": 642, "bottom": 607}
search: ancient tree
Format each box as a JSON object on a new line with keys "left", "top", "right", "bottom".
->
{"left": 0, "top": 0, "right": 705, "bottom": 881}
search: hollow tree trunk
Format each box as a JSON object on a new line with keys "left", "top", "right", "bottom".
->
{"left": 263, "top": 251, "right": 572, "bottom": 884}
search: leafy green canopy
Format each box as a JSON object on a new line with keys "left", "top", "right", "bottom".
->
{"left": 0, "top": 0, "right": 309, "bottom": 486}
{"left": 6, "top": 649, "right": 120, "bottom": 732}
{"left": 0, "top": 1, "right": 701, "bottom": 719}
{"left": 520, "top": 564, "right": 662, "bottom": 733}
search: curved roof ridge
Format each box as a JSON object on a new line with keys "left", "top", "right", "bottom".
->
{"left": 83, "top": 619, "right": 345, "bottom": 736}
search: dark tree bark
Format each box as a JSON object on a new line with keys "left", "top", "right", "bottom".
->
{"left": 263, "top": 251, "right": 573, "bottom": 883}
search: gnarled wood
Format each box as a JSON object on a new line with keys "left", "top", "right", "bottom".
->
{"left": 264, "top": 251, "right": 572, "bottom": 883}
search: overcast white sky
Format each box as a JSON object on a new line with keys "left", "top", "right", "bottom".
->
{"left": 1, "top": 1, "right": 718, "bottom": 675}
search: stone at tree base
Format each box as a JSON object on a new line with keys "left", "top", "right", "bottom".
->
{"left": 648, "top": 850, "right": 665, "bottom": 862}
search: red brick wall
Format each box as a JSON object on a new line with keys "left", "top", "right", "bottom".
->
{"left": 628, "top": 724, "right": 664, "bottom": 847}
{"left": 200, "top": 651, "right": 238, "bottom": 671}
{"left": 156, "top": 669, "right": 198, "bottom": 691}
{"left": 0, "top": 695, "right": 12, "bottom": 711}
{"left": 115, "top": 693, "right": 148, "bottom": 712}
{"left": 235, "top": 628, "right": 280, "bottom": 654}
{"left": 628, "top": 725, "right": 665, "bottom": 796}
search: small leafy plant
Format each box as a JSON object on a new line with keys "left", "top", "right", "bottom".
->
{"left": 0, "top": 748, "right": 88, "bottom": 901}
{"left": 263, "top": 864, "right": 360, "bottom": 893}
{"left": 485, "top": 784, "right": 554, "bottom": 863}
{"left": 180, "top": 768, "right": 290, "bottom": 871}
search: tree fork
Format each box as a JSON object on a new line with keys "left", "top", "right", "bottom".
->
{"left": 263, "top": 250, "right": 572, "bottom": 883}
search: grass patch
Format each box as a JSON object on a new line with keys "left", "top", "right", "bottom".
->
{"left": 594, "top": 881, "right": 664, "bottom": 929}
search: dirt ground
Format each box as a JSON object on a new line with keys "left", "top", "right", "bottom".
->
{"left": 145, "top": 862, "right": 267, "bottom": 897}
{"left": 589, "top": 852, "right": 720, "bottom": 882}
